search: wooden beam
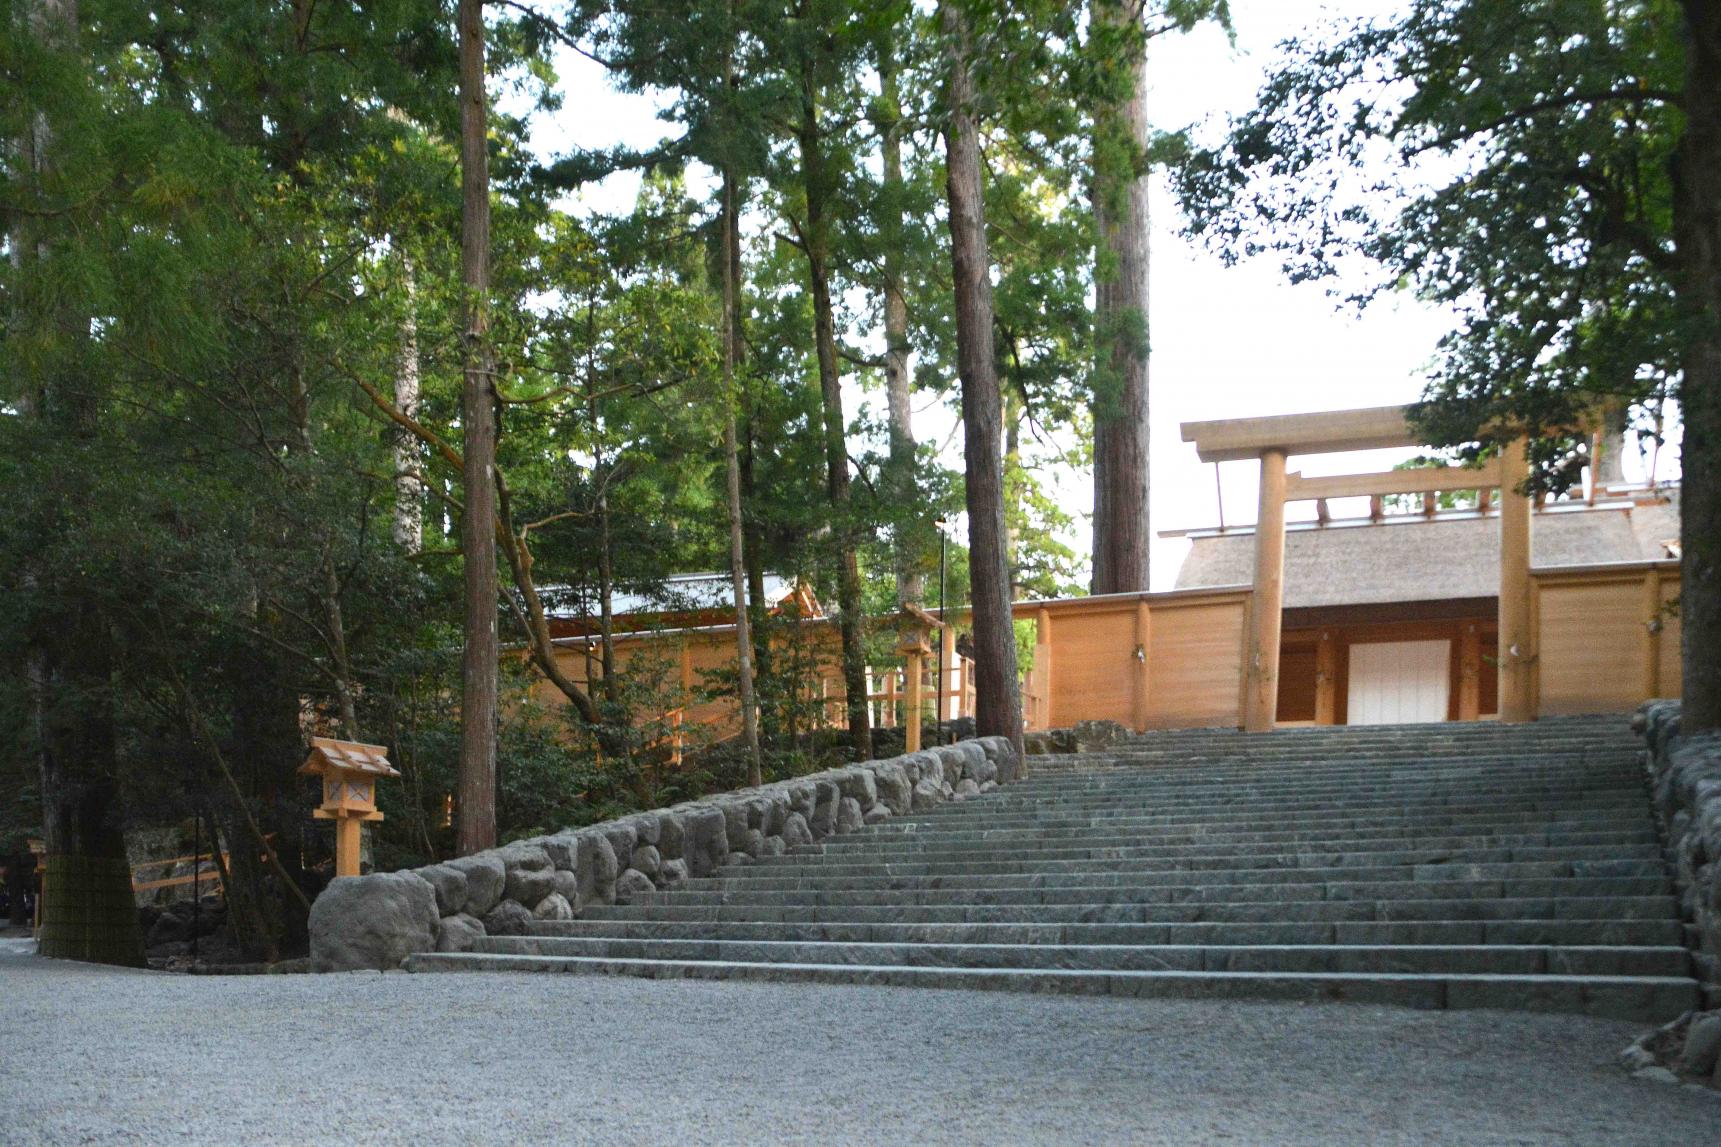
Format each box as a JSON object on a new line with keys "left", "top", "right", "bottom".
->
{"left": 1284, "top": 459, "right": 1502, "bottom": 502}
{"left": 1181, "top": 405, "right": 1418, "bottom": 463}
{"left": 1036, "top": 607, "right": 1053, "bottom": 729}
{"left": 1244, "top": 448, "right": 1289, "bottom": 732}
{"left": 1498, "top": 437, "right": 1535, "bottom": 723}
{"left": 1643, "top": 566, "right": 1663, "bottom": 699}
{"left": 1133, "top": 598, "right": 1151, "bottom": 733}
{"left": 1313, "top": 630, "right": 1337, "bottom": 725}
{"left": 1458, "top": 623, "right": 1482, "bottom": 721}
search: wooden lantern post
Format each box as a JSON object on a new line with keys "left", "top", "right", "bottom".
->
{"left": 299, "top": 738, "right": 400, "bottom": 878}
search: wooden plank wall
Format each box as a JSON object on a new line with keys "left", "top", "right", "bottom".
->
{"left": 1022, "top": 589, "right": 1250, "bottom": 732}
{"left": 1534, "top": 561, "right": 1681, "bottom": 715}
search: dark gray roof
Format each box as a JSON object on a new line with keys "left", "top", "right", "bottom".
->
{"left": 1174, "top": 493, "right": 1679, "bottom": 609}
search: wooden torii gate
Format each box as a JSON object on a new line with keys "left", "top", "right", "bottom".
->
{"left": 1180, "top": 405, "right": 1536, "bottom": 732}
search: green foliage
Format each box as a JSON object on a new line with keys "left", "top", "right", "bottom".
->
{"left": 1174, "top": 0, "right": 1686, "bottom": 476}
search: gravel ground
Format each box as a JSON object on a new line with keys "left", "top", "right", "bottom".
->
{"left": 2, "top": 941, "right": 1717, "bottom": 1146}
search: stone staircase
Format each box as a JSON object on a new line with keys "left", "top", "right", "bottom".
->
{"left": 407, "top": 716, "right": 1701, "bottom": 1021}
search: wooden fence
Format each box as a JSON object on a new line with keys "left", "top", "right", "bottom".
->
{"left": 1532, "top": 559, "right": 1681, "bottom": 716}
{"left": 524, "top": 567, "right": 1678, "bottom": 746}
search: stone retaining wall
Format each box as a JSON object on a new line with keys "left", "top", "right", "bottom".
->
{"left": 309, "top": 736, "right": 1022, "bottom": 972}
{"left": 1637, "top": 701, "right": 1721, "bottom": 990}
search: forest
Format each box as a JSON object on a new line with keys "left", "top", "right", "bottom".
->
{"left": 4, "top": 0, "right": 1718, "bottom": 967}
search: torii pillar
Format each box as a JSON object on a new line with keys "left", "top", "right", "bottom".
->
{"left": 1244, "top": 448, "right": 1288, "bottom": 732}
{"left": 1497, "top": 436, "right": 1535, "bottom": 722}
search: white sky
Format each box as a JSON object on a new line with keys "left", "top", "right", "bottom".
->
{"left": 515, "top": 0, "right": 1680, "bottom": 592}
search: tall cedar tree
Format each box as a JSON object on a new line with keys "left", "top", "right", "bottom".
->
{"left": 939, "top": 0, "right": 1024, "bottom": 760}
{"left": 1089, "top": 0, "right": 1151, "bottom": 594}
{"left": 458, "top": 0, "right": 500, "bottom": 853}
{"left": 15, "top": 0, "right": 146, "bottom": 967}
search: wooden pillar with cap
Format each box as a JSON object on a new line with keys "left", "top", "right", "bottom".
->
{"left": 1498, "top": 436, "right": 1535, "bottom": 723}
{"left": 1244, "top": 447, "right": 1289, "bottom": 732}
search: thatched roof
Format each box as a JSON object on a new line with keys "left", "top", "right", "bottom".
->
{"left": 1174, "top": 493, "right": 1679, "bottom": 609}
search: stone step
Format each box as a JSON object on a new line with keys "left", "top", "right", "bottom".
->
{"left": 684, "top": 858, "right": 1666, "bottom": 892}
{"left": 809, "top": 828, "right": 1658, "bottom": 859}
{"left": 523, "top": 915, "right": 1685, "bottom": 948}
{"left": 580, "top": 895, "right": 1678, "bottom": 926}
{"left": 400, "top": 952, "right": 1699, "bottom": 1023}
{"left": 631, "top": 875, "right": 1672, "bottom": 907}
{"left": 472, "top": 935, "right": 1691, "bottom": 977}
{"left": 728, "top": 844, "right": 1663, "bottom": 879}
{"left": 867, "top": 808, "right": 1651, "bottom": 836}
{"left": 1007, "top": 759, "right": 1637, "bottom": 784}
{"left": 894, "top": 796, "right": 1648, "bottom": 825}
{"left": 997, "top": 781, "right": 1641, "bottom": 804}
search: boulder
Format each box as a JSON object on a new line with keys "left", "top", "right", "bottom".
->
{"left": 602, "top": 823, "right": 637, "bottom": 873}
{"left": 759, "top": 835, "right": 787, "bottom": 857}
{"left": 810, "top": 782, "right": 840, "bottom": 838}
{"left": 935, "top": 742, "right": 984, "bottom": 784}
{"left": 871, "top": 763, "right": 913, "bottom": 815}
{"left": 628, "top": 815, "right": 661, "bottom": 847}
{"left": 911, "top": 777, "right": 944, "bottom": 813}
{"left": 549, "top": 869, "right": 581, "bottom": 911}
{"left": 446, "top": 854, "right": 505, "bottom": 917}
{"left": 898, "top": 751, "right": 940, "bottom": 784}
{"left": 417, "top": 864, "right": 469, "bottom": 917}
{"left": 538, "top": 835, "right": 577, "bottom": 871}
{"left": 964, "top": 753, "right": 998, "bottom": 786}
{"left": 863, "top": 805, "right": 892, "bottom": 826}
{"left": 781, "top": 812, "right": 814, "bottom": 849}
{"left": 834, "top": 768, "right": 877, "bottom": 808}
{"left": 979, "top": 734, "right": 1023, "bottom": 783}
{"left": 683, "top": 807, "right": 730, "bottom": 878}
{"left": 721, "top": 801, "right": 751, "bottom": 853}
{"left": 837, "top": 797, "right": 864, "bottom": 834}
{"left": 436, "top": 913, "right": 485, "bottom": 954}
{"left": 309, "top": 872, "right": 440, "bottom": 972}
{"left": 615, "top": 868, "right": 656, "bottom": 901}
{"left": 734, "top": 828, "right": 765, "bottom": 858}
{"left": 631, "top": 844, "right": 662, "bottom": 879}
{"left": 762, "top": 799, "right": 788, "bottom": 837}
{"left": 788, "top": 782, "right": 817, "bottom": 823}
{"left": 656, "top": 812, "right": 686, "bottom": 860}
{"left": 500, "top": 844, "right": 556, "bottom": 907}
{"left": 481, "top": 899, "right": 534, "bottom": 937}
{"left": 954, "top": 778, "right": 981, "bottom": 799}
{"left": 659, "top": 858, "right": 689, "bottom": 885}
{"left": 575, "top": 831, "right": 619, "bottom": 905}
{"left": 1680, "top": 1013, "right": 1721, "bottom": 1076}
{"left": 532, "top": 893, "right": 575, "bottom": 922}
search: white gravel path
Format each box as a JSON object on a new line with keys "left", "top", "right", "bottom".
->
{"left": 1, "top": 943, "right": 1716, "bottom": 1146}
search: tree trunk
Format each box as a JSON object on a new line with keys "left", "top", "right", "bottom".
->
{"left": 722, "top": 167, "right": 763, "bottom": 785}
{"left": 940, "top": 1, "right": 1023, "bottom": 761}
{"left": 457, "top": 0, "right": 498, "bottom": 853}
{"left": 1089, "top": 0, "right": 1151, "bottom": 596}
{"left": 393, "top": 254, "right": 423, "bottom": 554}
{"left": 796, "top": 77, "right": 872, "bottom": 760}
{"left": 1677, "top": 0, "right": 1721, "bottom": 732}
{"left": 878, "top": 39, "right": 922, "bottom": 607}
{"left": 21, "top": 0, "right": 145, "bottom": 967}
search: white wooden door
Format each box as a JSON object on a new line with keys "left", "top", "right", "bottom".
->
{"left": 1346, "top": 640, "right": 1451, "bottom": 725}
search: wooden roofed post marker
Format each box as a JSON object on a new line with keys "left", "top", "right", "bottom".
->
{"left": 1245, "top": 448, "right": 1289, "bottom": 732}
{"left": 300, "top": 739, "right": 400, "bottom": 879}
{"left": 1498, "top": 436, "right": 1535, "bottom": 723}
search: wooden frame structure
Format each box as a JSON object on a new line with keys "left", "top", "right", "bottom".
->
{"left": 1182, "top": 405, "right": 1530, "bottom": 731}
